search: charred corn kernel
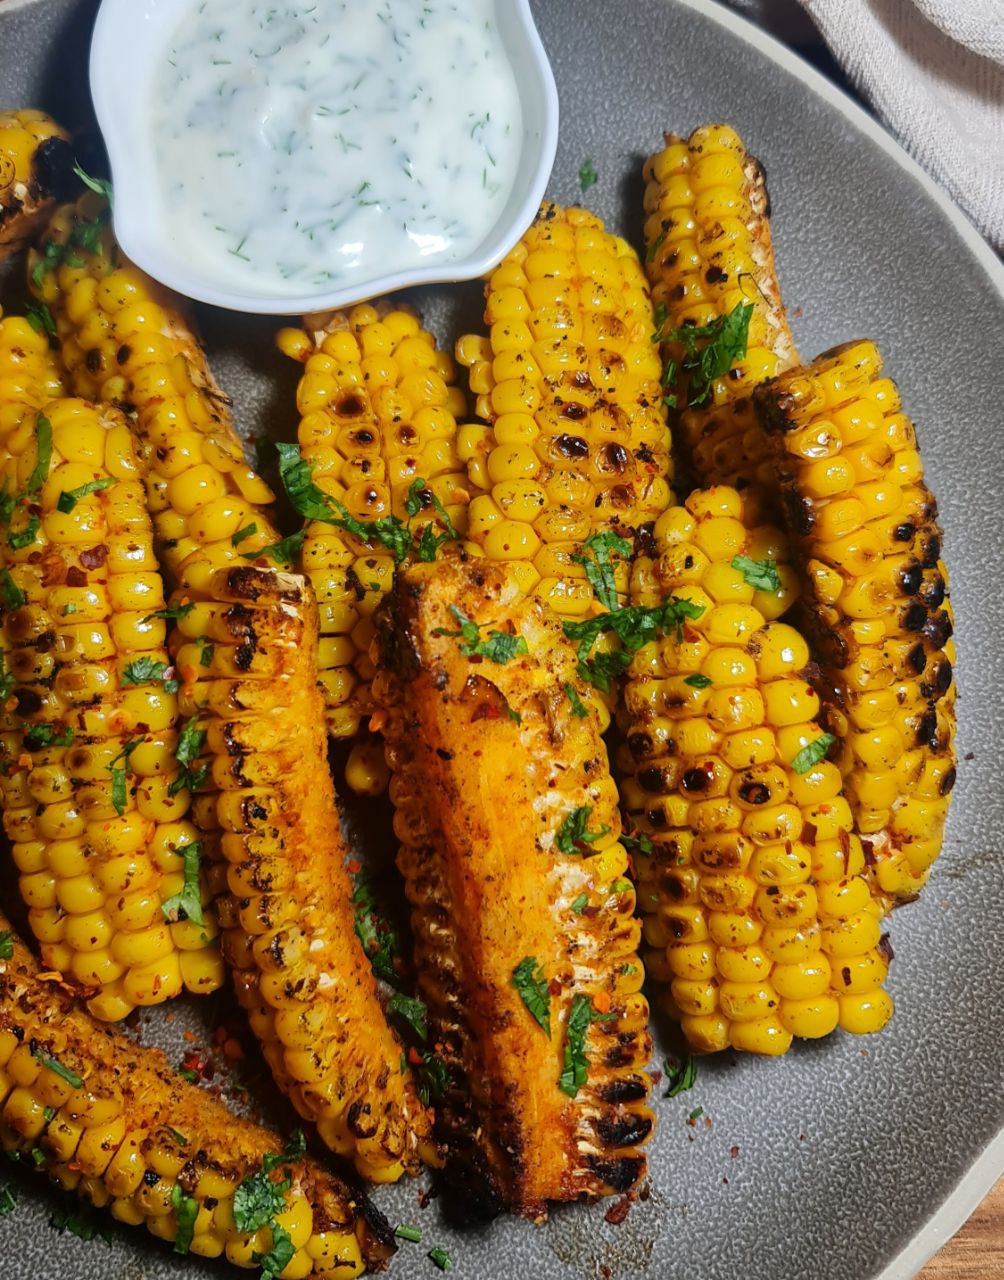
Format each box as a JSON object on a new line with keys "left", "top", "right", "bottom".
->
{"left": 755, "top": 341, "right": 955, "bottom": 909}
{"left": 374, "top": 555, "right": 653, "bottom": 1219}
{"left": 277, "top": 304, "right": 467, "bottom": 745}
{"left": 0, "top": 110, "right": 74, "bottom": 260}
{"left": 456, "top": 202, "right": 673, "bottom": 627}
{"left": 642, "top": 125, "right": 797, "bottom": 518}
{"left": 618, "top": 487, "right": 893, "bottom": 1055}
{"left": 182, "top": 566, "right": 428, "bottom": 1182}
{"left": 0, "top": 396, "right": 223, "bottom": 1018}
{"left": 0, "top": 921, "right": 393, "bottom": 1275}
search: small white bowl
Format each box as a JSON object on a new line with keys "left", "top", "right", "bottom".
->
{"left": 89, "top": 0, "right": 558, "bottom": 315}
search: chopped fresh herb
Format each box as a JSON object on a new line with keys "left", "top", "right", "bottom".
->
{"left": 405, "top": 476, "right": 459, "bottom": 562}
{"left": 570, "top": 892, "right": 589, "bottom": 915}
{"left": 683, "top": 673, "right": 713, "bottom": 689}
{"left": 170, "top": 1182, "right": 198, "bottom": 1254}
{"left": 167, "top": 1128, "right": 188, "bottom": 1146}
{"left": 255, "top": 1223, "right": 295, "bottom": 1280}
{"left": 26, "top": 301, "right": 56, "bottom": 338}
{"left": 161, "top": 842, "right": 205, "bottom": 926}
{"left": 0, "top": 1186, "right": 14, "bottom": 1216}
{"left": 559, "top": 994, "right": 614, "bottom": 1098}
{"left": 107, "top": 738, "right": 140, "bottom": 819}
{"left": 7, "top": 515, "right": 40, "bottom": 552}
{"left": 42, "top": 1106, "right": 56, "bottom": 1123}
{"left": 62, "top": 603, "right": 77, "bottom": 616}
{"left": 573, "top": 531, "right": 631, "bottom": 612}
{"left": 72, "top": 162, "right": 114, "bottom": 204}
{"left": 731, "top": 554, "right": 781, "bottom": 593}
{"left": 562, "top": 595, "right": 705, "bottom": 692}
{"left": 505, "top": 699, "right": 522, "bottom": 726}
{"left": 167, "top": 716, "right": 209, "bottom": 795}
{"left": 432, "top": 605, "right": 528, "bottom": 664}
{"left": 689, "top": 1105, "right": 704, "bottom": 1122}
{"left": 428, "top": 1246, "right": 452, "bottom": 1272}
{"left": 651, "top": 301, "right": 668, "bottom": 343}
{"left": 387, "top": 992, "right": 428, "bottom": 1041}
{"left": 351, "top": 874, "right": 401, "bottom": 986}
{"left": 24, "top": 723, "right": 73, "bottom": 750}
{"left": 646, "top": 231, "right": 666, "bottom": 263}
{"left": 0, "top": 931, "right": 12, "bottom": 960}
{"left": 564, "top": 682, "right": 589, "bottom": 718}
{"left": 578, "top": 157, "right": 598, "bottom": 192}
{"left": 663, "top": 1053, "right": 698, "bottom": 1098}
{"left": 30, "top": 1147, "right": 45, "bottom": 1166}
{"left": 231, "top": 521, "right": 257, "bottom": 547}
{"left": 198, "top": 640, "right": 214, "bottom": 668}
{"left": 275, "top": 440, "right": 338, "bottom": 521}
{"left": 233, "top": 1132, "right": 305, "bottom": 1235}
{"left": 31, "top": 1047, "right": 82, "bottom": 1089}
{"left": 555, "top": 805, "right": 610, "bottom": 855}
{"left": 177, "top": 1068, "right": 199, "bottom": 1084}
{"left": 0, "top": 650, "right": 13, "bottom": 702}
{"left": 0, "top": 570, "right": 25, "bottom": 609}
{"left": 395, "top": 1224, "right": 422, "bottom": 1243}
{"left": 56, "top": 477, "right": 115, "bottom": 514}
{"left": 656, "top": 301, "right": 754, "bottom": 407}
{"left": 791, "top": 733, "right": 836, "bottom": 775}
{"left": 511, "top": 956, "right": 550, "bottom": 1036}
{"left": 26, "top": 415, "right": 52, "bottom": 496}
{"left": 49, "top": 1201, "right": 112, "bottom": 1243}
{"left": 143, "top": 600, "right": 195, "bottom": 623}
{"left": 607, "top": 878, "right": 632, "bottom": 894}
{"left": 121, "top": 657, "right": 177, "bottom": 691}
{"left": 415, "top": 1051, "right": 450, "bottom": 1105}
{"left": 329, "top": 499, "right": 412, "bottom": 561}
{"left": 242, "top": 526, "right": 308, "bottom": 568}
{"left": 622, "top": 831, "right": 654, "bottom": 857}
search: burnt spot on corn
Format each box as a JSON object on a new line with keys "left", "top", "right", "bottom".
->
{"left": 586, "top": 1154, "right": 647, "bottom": 1194}
{"left": 594, "top": 1110, "right": 653, "bottom": 1148}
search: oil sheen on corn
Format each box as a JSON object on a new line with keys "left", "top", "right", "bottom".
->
{"left": 148, "top": 0, "right": 522, "bottom": 297}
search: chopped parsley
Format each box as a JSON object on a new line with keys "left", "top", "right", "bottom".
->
{"left": 622, "top": 831, "right": 654, "bottom": 857}
{"left": 72, "top": 162, "right": 114, "bottom": 204}
{"left": 0, "top": 651, "right": 13, "bottom": 703}
{"left": 387, "top": 992, "right": 428, "bottom": 1041}
{"left": 161, "top": 842, "right": 205, "bottom": 927}
{"left": 0, "top": 570, "right": 25, "bottom": 610}
{"left": 31, "top": 1047, "right": 82, "bottom": 1089}
{"left": 241, "top": 526, "right": 308, "bottom": 568}
{"left": 231, "top": 521, "right": 258, "bottom": 547}
{"left": 275, "top": 440, "right": 338, "bottom": 521}
{"left": 49, "top": 1200, "right": 112, "bottom": 1244}
{"left": 570, "top": 892, "right": 589, "bottom": 915}
{"left": 29, "top": 417, "right": 53, "bottom": 499}
{"left": 562, "top": 595, "right": 705, "bottom": 692}
{"left": 170, "top": 1183, "right": 198, "bottom": 1255}
{"left": 646, "top": 231, "right": 666, "bottom": 263}
{"left": 7, "top": 516, "right": 40, "bottom": 552}
{"left": 663, "top": 1054, "right": 698, "bottom": 1097}
{"left": 143, "top": 600, "right": 195, "bottom": 623}
{"left": 555, "top": 805, "right": 611, "bottom": 855}
{"left": 167, "top": 715, "right": 209, "bottom": 795}
{"left": 511, "top": 956, "right": 550, "bottom": 1036}
{"left": 255, "top": 1223, "right": 295, "bottom": 1279}
{"left": 432, "top": 604, "right": 528, "bottom": 664}
{"left": 56, "top": 477, "right": 115, "bottom": 513}
{"left": 121, "top": 657, "right": 178, "bottom": 692}
{"left": 0, "top": 931, "right": 12, "bottom": 960}
{"left": 351, "top": 874, "right": 401, "bottom": 986}
{"left": 24, "top": 723, "right": 73, "bottom": 750}
{"left": 689, "top": 1105, "right": 704, "bottom": 1122}
{"left": 578, "top": 157, "right": 598, "bottom": 192}
{"left": 405, "top": 476, "right": 459, "bottom": 562}
{"left": 564, "top": 682, "right": 589, "bottom": 718}
{"left": 232, "top": 1131, "right": 306, "bottom": 1235}
{"left": 559, "top": 994, "right": 614, "bottom": 1098}
{"left": 654, "top": 301, "right": 754, "bottom": 408}
{"left": 415, "top": 1052, "right": 451, "bottom": 1105}
{"left": 791, "top": 733, "right": 836, "bottom": 775}
{"left": 26, "top": 301, "right": 56, "bottom": 339}
{"left": 0, "top": 1186, "right": 14, "bottom": 1216}
{"left": 394, "top": 1224, "right": 422, "bottom": 1243}
{"left": 731, "top": 554, "right": 781, "bottom": 593}
{"left": 107, "top": 738, "right": 140, "bottom": 818}
{"left": 573, "top": 531, "right": 631, "bottom": 612}
{"left": 198, "top": 639, "right": 214, "bottom": 668}
{"left": 683, "top": 673, "right": 713, "bottom": 689}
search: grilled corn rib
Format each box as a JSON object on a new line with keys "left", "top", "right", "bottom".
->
{"left": 455, "top": 202, "right": 673, "bottom": 620}
{"left": 276, "top": 303, "right": 468, "bottom": 757}
{"left": 32, "top": 201, "right": 430, "bottom": 1178}
{"left": 178, "top": 564, "right": 430, "bottom": 1183}
{"left": 0, "top": 918, "right": 393, "bottom": 1276}
{"left": 618, "top": 486, "right": 893, "bottom": 1055}
{"left": 374, "top": 556, "right": 653, "bottom": 1220}
{"left": 643, "top": 124, "right": 797, "bottom": 512}
{"left": 0, "top": 110, "right": 74, "bottom": 260}
{"left": 0, "top": 305, "right": 224, "bottom": 1019}
{"left": 754, "top": 341, "right": 956, "bottom": 908}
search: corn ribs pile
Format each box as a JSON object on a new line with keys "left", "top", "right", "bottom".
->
{"left": 0, "top": 98, "right": 957, "bottom": 1263}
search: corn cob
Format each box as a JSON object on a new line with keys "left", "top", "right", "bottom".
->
{"left": 0, "top": 306, "right": 65, "bottom": 408}
{"left": 373, "top": 555, "right": 653, "bottom": 1219}
{"left": 618, "top": 486, "right": 893, "bottom": 1055}
{"left": 32, "top": 202, "right": 430, "bottom": 1177}
{"left": 0, "top": 110, "right": 74, "bottom": 260}
{"left": 0, "top": 917, "right": 393, "bottom": 1276}
{"left": 642, "top": 124, "right": 797, "bottom": 513}
{"left": 0, "top": 393, "right": 225, "bottom": 1020}
{"left": 753, "top": 341, "right": 955, "bottom": 908}
{"left": 455, "top": 202, "right": 673, "bottom": 621}
{"left": 276, "top": 302, "right": 468, "bottom": 752}
{"left": 177, "top": 563, "right": 430, "bottom": 1183}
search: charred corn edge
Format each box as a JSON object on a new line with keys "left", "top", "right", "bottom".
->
{"left": 620, "top": 486, "right": 894, "bottom": 1055}
{"left": 0, "top": 395, "right": 224, "bottom": 1018}
{"left": 453, "top": 200, "right": 674, "bottom": 622}
{"left": 182, "top": 563, "right": 429, "bottom": 1182}
{"left": 0, "top": 919, "right": 391, "bottom": 1276}
{"left": 275, "top": 298, "right": 469, "bottom": 741}
{"left": 752, "top": 340, "right": 956, "bottom": 908}
{"left": 0, "top": 110, "right": 74, "bottom": 258}
{"left": 375, "top": 555, "right": 653, "bottom": 1217}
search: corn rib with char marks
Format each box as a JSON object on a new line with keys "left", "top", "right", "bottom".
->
{"left": 0, "top": 110, "right": 75, "bottom": 260}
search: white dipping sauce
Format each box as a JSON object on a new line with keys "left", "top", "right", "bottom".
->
{"left": 149, "top": 0, "right": 523, "bottom": 296}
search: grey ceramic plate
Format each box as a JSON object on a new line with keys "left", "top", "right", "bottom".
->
{"left": 1, "top": 1, "right": 1003, "bottom": 1278}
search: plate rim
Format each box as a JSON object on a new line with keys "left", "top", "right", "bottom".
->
{"left": 2, "top": 0, "right": 1001, "bottom": 1276}
{"left": 676, "top": 7, "right": 1004, "bottom": 1275}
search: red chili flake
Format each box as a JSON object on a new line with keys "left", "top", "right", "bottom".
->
{"left": 604, "top": 1196, "right": 631, "bottom": 1226}
{"left": 346, "top": 859, "right": 361, "bottom": 875}
{"left": 180, "top": 1049, "right": 209, "bottom": 1082}
{"left": 650, "top": 1069, "right": 663, "bottom": 1088}
{"left": 730, "top": 1145, "right": 740, "bottom": 1159}
{"left": 722, "top": 1176, "right": 729, "bottom": 1185}
{"left": 78, "top": 544, "right": 108, "bottom": 570}
{"left": 407, "top": 1047, "right": 423, "bottom": 1066}
{"left": 65, "top": 566, "right": 87, "bottom": 587}
{"left": 964, "top": 752, "right": 975, "bottom": 761}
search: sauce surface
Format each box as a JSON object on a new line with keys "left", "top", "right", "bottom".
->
{"left": 150, "top": 0, "right": 523, "bottom": 297}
